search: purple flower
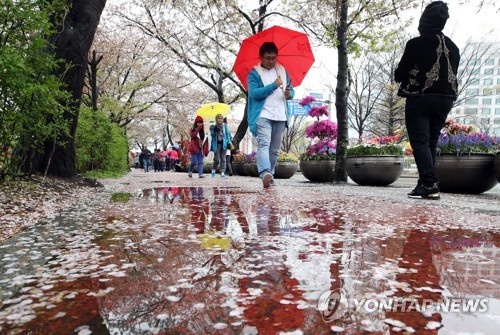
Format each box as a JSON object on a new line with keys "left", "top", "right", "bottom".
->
{"left": 299, "top": 96, "right": 317, "bottom": 107}
{"left": 308, "top": 106, "right": 329, "bottom": 118}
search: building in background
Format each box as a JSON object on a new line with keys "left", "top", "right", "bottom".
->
{"left": 449, "top": 41, "right": 500, "bottom": 135}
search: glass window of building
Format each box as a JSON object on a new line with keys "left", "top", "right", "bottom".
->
{"left": 467, "top": 58, "right": 479, "bottom": 66}
{"left": 465, "top": 108, "right": 478, "bottom": 115}
{"left": 465, "top": 98, "right": 479, "bottom": 105}
{"left": 496, "top": 98, "right": 500, "bottom": 104}
{"left": 466, "top": 88, "right": 479, "bottom": 95}
{"left": 485, "top": 58, "right": 494, "bottom": 65}
{"left": 483, "top": 88, "right": 493, "bottom": 95}
{"left": 484, "top": 78, "right": 493, "bottom": 85}
{"left": 470, "top": 68, "right": 480, "bottom": 75}
{"left": 482, "top": 108, "right": 491, "bottom": 115}
{"left": 480, "top": 118, "right": 490, "bottom": 125}
{"left": 495, "top": 108, "right": 500, "bottom": 115}
{"left": 494, "top": 118, "right": 500, "bottom": 124}
{"left": 484, "top": 68, "right": 494, "bottom": 75}
{"left": 494, "top": 128, "right": 500, "bottom": 134}
{"left": 472, "top": 79, "right": 480, "bottom": 85}
{"left": 483, "top": 98, "right": 492, "bottom": 104}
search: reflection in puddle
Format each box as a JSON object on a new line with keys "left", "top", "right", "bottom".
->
{"left": 0, "top": 186, "right": 498, "bottom": 334}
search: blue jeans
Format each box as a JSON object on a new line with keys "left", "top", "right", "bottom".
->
{"left": 189, "top": 152, "right": 204, "bottom": 175}
{"left": 256, "top": 118, "right": 286, "bottom": 178}
{"left": 143, "top": 158, "right": 150, "bottom": 172}
{"left": 212, "top": 142, "right": 226, "bottom": 173}
{"left": 405, "top": 96, "right": 453, "bottom": 186}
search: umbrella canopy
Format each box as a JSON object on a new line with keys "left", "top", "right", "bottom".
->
{"left": 195, "top": 102, "right": 231, "bottom": 120}
{"left": 232, "top": 25, "right": 315, "bottom": 91}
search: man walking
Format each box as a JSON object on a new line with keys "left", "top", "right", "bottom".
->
{"left": 247, "top": 42, "right": 295, "bottom": 188}
{"left": 395, "top": 1, "right": 460, "bottom": 200}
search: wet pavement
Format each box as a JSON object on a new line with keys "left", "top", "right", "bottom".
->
{"left": 0, "top": 170, "right": 498, "bottom": 335}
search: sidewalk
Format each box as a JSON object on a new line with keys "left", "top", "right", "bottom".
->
{"left": 0, "top": 169, "right": 498, "bottom": 334}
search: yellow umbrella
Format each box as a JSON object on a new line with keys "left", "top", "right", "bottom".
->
{"left": 195, "top": 102, "right": 231, "bottom": 120}
{"left": 197, "top": 234, "right": 231, "bottom": 250}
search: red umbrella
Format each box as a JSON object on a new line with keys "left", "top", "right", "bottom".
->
{"left": 232, "top": 25, "right": 315, "bottom": 91}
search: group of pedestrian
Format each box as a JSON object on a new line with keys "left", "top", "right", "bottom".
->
{"left": 187, "top": 114, "right": 233, "bottom": 178}
{"left": 136, "top": 146, "right": 180, "bottom": 173}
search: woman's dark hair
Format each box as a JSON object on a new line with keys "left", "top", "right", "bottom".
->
{"left": 259, "top": 42, "right": 278, "bottom": 57}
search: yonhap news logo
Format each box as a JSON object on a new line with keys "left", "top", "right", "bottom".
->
{"left": 317, "top": 290, "right": 489, "bottom": 322}
{"left": 317, "top": 289, "right": 348, "bottom": 322}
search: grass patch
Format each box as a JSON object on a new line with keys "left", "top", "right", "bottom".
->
{"left": 111, "top": 192, "right": 131, "bottom": 202}
{"left": 83, "top": 170, "right": 128, "bottom": 179}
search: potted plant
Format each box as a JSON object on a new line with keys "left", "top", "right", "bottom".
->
{"left": 232, "top": 150, "right": 247, "bottom": 176}
{"left": 435, "top": 119, "right": 499, "bottom": 194}
{"left": 298, "top": 96, "right": 338, "bottom": 182}
{"left": 346, "top": 135, "right": 405, "bottom": 186}
{"left": 242, "top": 151, "right": 258, "bottom": 177}
{"left": 275, "top": 152, "right": 299, "bottom": 179}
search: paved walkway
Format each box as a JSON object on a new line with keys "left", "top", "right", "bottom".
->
{"left": 0, "top": 169, "right": 498, "bottom": 334}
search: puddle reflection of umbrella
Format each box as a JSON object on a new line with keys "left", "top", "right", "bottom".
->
{"left": 197, "top": 234, "right": 231, "bottom": 250}
{"left": 195, "top": 102, "right": 231, "bottom": 120}
{"left": 232, "top": 25, "right": 315, "bottom": 90}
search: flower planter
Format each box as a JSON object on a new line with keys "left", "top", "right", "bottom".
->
{"left": 299, "top": 160, "right": 336, "bottom": 182}
{"left": 274, "top": 161, "right": 298, "bottom": 179}
{"left": 243, "top": 162, "right": 259, "bottom": 177}
{"left": 233, "top": 162, "right": 245, "bottom": 176}
{"left": 346, "top": 155, "right": 404, "bottom": 186}
{"left": 435, "top": 153, "right": 498, "bottom": 194}
{"left": 495, "top": 155, "right": 500, "bottom": 183}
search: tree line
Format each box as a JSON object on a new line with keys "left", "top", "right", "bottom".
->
{"left": 1, "top": 0, "right": 496, "bottom": 182}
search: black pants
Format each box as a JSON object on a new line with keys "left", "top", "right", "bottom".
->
{"left": 405, "top": 96, "right": 453, "bottom": 186}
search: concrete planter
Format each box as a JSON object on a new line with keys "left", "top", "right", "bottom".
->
{"left": 435, "top": 153, "right": 498, "bottom": 194}
{"left": 243, "top": 162, "right": 259, "bottom": 177}
{"left": 233, "top": 162, "right": 245, "bottom": 176}
{"left": 299, "top": 160, "right": 336, "bottom": 182}
{"left": 346, "top": 155, "right": 404, "bottom": 186}
{"left": 274, "top": 161, "right": 298, "bottom": 179}
{"left": 495, "top": 154, "right": 500, "bottom": 183}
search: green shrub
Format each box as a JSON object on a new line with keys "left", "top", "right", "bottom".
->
{"left": 347, "top": 144, "right": 405, "bottom": 156}
{"left": 75, "top": 107, "right": 129, "bottom": 176}
{"left": 0, "top": 0, "right": 70, "bottom": 181}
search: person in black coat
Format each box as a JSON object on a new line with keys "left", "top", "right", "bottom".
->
{"left": 395, "top": 1, "right": 460, "bottom": 200}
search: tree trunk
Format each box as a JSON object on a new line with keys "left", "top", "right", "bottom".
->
{"left": 35, "top": 0, "right": 107, "bottom": 177}
{"left": 334, "top": 0, "right": 349, "bottom": 182}
{"left": 233, "top": 99, "right": 249, "bottom": 150}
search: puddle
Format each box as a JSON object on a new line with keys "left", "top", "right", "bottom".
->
{"left": 0, "top": 186, "right": 498, "bottom": 334}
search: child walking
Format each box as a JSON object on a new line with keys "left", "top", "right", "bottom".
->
{"left": 188, "top": 116, "right": 209, "bottom": 178}
{"left": 210, "top": 113, "right": 231, "bottom": 178}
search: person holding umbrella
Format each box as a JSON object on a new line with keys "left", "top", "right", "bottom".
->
{"left": 210, "top": 113, "right": 231, "bottom": 178}
{"left": 247, "top": 42, "right": 295, "bottom": 188}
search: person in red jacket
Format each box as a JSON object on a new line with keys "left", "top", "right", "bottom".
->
{"left": 188, "top": 116, "right": 209, "bottom": 178}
